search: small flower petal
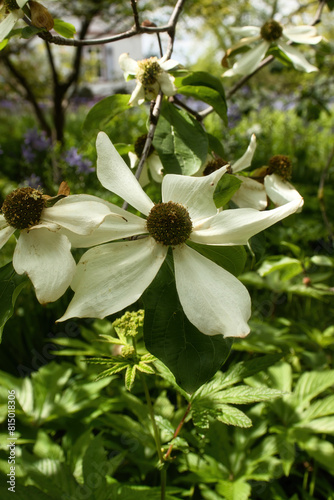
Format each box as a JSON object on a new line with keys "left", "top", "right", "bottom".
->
{"left": 13, "top": 228, "right": 76, "bottom": 304}
{"left": 159, "top": 58, "right": 180, "bottom": 71}
{"left": 264, "top": 173, "right": 304, "bottom": 208}
{"left": 0, "top": 11, "right": 22, "bottom": 42}
{"left": 96, "top": 132, "right": 154, "bottom": 215}
{"left": 157, "top": 72, "right": 177, "bottom": 96}
{"left": 58, "top": 238, "right": 167, "bottom": 322}
{"left": 173, "top": 245, "right": 251, "bottom": 337}
{"left": 162, "top": 166, "right": 227, "bottom": 223}
{"left": 232, "top": 176, "right": 268, "bottom": 210}
{"left": 147, "top": 154, "right": 164, "bottom": 183}
{"left": 0, "top": 224, "right": 15, "bottom": 250}
{"left": 283, "top": 26, "right": 322, "bottom": 45}
{"left": 190, "top": 198, "right": 303, "bottom": 246}
{"left": 277, "top": 40, "right": 318, "bottom": 72}
{"left": 223, "top": 40, "right": 270, "bottom": 77}
{"left": 41, "top": 196, "right": 112, "bottom": 235}
{"left": 129, "top": 81, "right": 146, "bottom": 106}
{"left": 119, "top": 53, "right": 139, "bottom": 79}
{"left": 231, "top": 134, "right": 257, "bottom": 173}
{"left": 230, "top": 26, "right": 261, "bottom": 37}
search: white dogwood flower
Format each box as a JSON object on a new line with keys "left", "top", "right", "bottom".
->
{"left": 0, "top": 0, "right": 28, "bottom": 42}
{"left": 59, "top": 132, "right": 303, "bottom": 338}
{"left": 119, "top": 53, "right": 179, "bottom": 105}
{"left": 0, "top": 188, "right": 114, "bottom": 303}
{"left": 223, "top": 21, "right": 322, "bottom": 77}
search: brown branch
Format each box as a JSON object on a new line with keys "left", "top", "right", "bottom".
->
{"left": 164, "top": 402, "right": 191, "bottom": 460}
{"left": 1, "top": 54, "right": 51, "bottom": 136}
{"left": 131, "top": 0, "right": 140, "bottom": 31}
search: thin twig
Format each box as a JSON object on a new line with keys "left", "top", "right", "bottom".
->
{"left": 130, "top": 0, "right": 140, "bottom": 31}
{"left": 164, "top": 402, "right": 191, "bottom": 459}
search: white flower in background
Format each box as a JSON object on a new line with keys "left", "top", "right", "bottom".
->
{"left": 59, "top": 132, "right": 303, "bottom": 338}
{"left": 231, "top": 141, "right": 303, "bottom": 210}
{"left": 129, "top": 134, "right": 164, "bottom": 187}
{"left": 0, "top": 187, "right": 115, "bottom": 303}
{"left": 119, "top": 53, "right": 179, "bottom": 106}
{"left": 0, "top": 0, "right": 28, "bottom": 42}
{"left": 222, "top": 20, "right": 322, "bottom": 77}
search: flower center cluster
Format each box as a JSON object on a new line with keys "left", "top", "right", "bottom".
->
{"left": 4, "top": 0, "right": 19, "bottom": 11}
{"left": 146, "top": 201, "right": 192, "bottom": 246}
{"left": 260, "top": 20, "right": 283, "bottom": 42}
{"left": 203, "top": 158, "right": 230, "bottom": 176}
{"left": 134, "top": 134, "right": 155, "bottom": 158}
{"left": 1, "top": 187, "right": 45, "bottom": 229}
{"left": 137, "top": 58, "right": 162, "bottom": 86}
{"left": 268, "top": 155, "right": 292, "bottom": 180}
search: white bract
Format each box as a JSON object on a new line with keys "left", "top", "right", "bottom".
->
{"left": 0, "top": 191, "right": 114, "bottom": 303}
{"left": 119, "top": 53, "right": 179, "bottom": 105}
{"left": 0, "top": 0, "right": 28, "bottom": 42}
{"left": 223, "top": 21, "right": 322, "bottom": 77}
{"left": 129, "top": 150, "right": 164, "bottom": 187}
{"left": 59, "top": 132, "right": 303, "bottom": 339}
{"left": 231, "top": 137, "right": 303, "bottom": 209}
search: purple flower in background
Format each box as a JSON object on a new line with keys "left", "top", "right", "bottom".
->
{"left": 24, "top": 128, "right": 52, "bottom": 152}
{"left": 21, "top": 128, "right": 52, "bottom": 163}
{"left": 64, "top": 147, "right": 94, "bottom": 174}
{"left": 22, "top": 173, "right": 42, "bottom": 189}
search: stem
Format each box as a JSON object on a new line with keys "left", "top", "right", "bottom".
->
{"left": 140, "top": 373, "right": 166, "bottom": 500}
{"left": 164, "top": 402, "right": 191, "bottom": 459}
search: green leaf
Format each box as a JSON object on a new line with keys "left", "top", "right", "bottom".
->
{"left": 217, "top": 386, "right": 283, "bottom": 404}
{"left": 153, "top": 101, "right": 208, "bottom": 175}
{"left": 53, "top": 19, "right": 76, "bottom": 38}
{"left": 257, "top": 256, "right": 303, "bottom": 281}
{"left": 20, "top": 26, "right": 45, "bottom": 39}
{"left": 327, "top": 0, "right": 334, "bottom": 10}
{"left": 297, "top": 416, "right": 334, "bottom": 435}
{"left": 82, "top": 94, "right": 131, "bottom": 139}
{"left": 216, "top": 404, "right": 252, "bottom": 428}
{"left": 293, "top": 370, "right": 334, "bottom": 407}
{"left": 0, "top": 39, "right": 8, "bottom": 51}
{"left": 187, "top": 242, "right": 246, "bottom": 277}
{"left": 0, "top": 262, "right": 28, "bottom": 342}
{"left": 302, "top": 395, "right": 334, "bottom": 421}
{"left": 82, "top": 434, "right": 108, "bottom": 487}
{"left": 213, "top": 174, "right": 242, "bottom": 207}
{"left": 216, "top": 478, "right": 251, "bottom": 500}
{"left": 175, "top": 71, "right": 227, "bottom": 123}
{"left": 219, "top": 354, "right": 282, "bottom": 389}
{"left": 207, "top": 133, "right": 225, "bottom": 157}
{"left": 125, "top": 365, "right": 137, "bottom": 391}
{"left": 143, "top": 259, "right": 232, "bottom": 394}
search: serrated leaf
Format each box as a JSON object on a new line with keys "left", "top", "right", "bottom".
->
{"left": 82, "top": 94, "right": 131, "bottom": 139}
{"left": 125, "top": 365, "right": 137, "bottom": 391}
{"left": 293, "top": 370, "right": 334, "bottom": 407}
{"left": 137, "top": 363, "right": 155, "bottom": 375}
{"left": 53, "top": 19, "right": 76, "bottom": 38}
{"left": 219, "top": 354, "right": 282, "bottom": 389}
{"left": 0, "top": 262, "right": 28, "bottom": 342}
{"left": 302, "top": 395, "right": 334, "bottom": 421}
{"left": 216, "top": 386, "right": 283, "bottom": 404}
{"left": 153, "top": 101, "right": 208, "bottom": 175}
{"left": 257, "top": 256, "right": 303, "bottom": 281}
{"left": 187, "top": 242, "right": 246, "bottom": 277}
{"left": 296, "top": 416, "right": 334, "bottom": 435}
{"left": 216, "top": 478, "right": 251, "bottom": 500}
{"left": 95, "top": 364, "right": 128, "bottom": 380}
{"left": 143, "top": 259, "right": 232, "bottom": 394}
{"left": 216, "top": 404, "right": 252, "bottom": 428}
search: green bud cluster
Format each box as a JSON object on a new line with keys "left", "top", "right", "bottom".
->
{"left": 203, "top": 158, "right": 229, "bottom": 176}
{"left": 113, "top": 310, "right": 144, "bottom": 338}
{"left": 260, "top": 20, "right": 283, "bottom": 42}
{"left": 146, "top": 201, "right": 193, "bottom": 246}
{"left": 134, "top": 134, "right": 155, "bottom": 158}
{"left": 268, "top": 155, "right": 292, "bottom": 180}
{"left": 1, "top": 187, "right": 45, "bottom": 229}
{"left": 137, "top": 57, "right": 162, "bottom": 86}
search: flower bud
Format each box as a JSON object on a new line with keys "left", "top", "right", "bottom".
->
{"left": 29, "top": 0, "right": 54, "bottom": 31}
